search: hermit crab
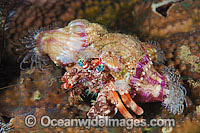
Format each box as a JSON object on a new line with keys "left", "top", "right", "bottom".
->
{"left": 19, "top": 19, "right": 187, "bottom": 119}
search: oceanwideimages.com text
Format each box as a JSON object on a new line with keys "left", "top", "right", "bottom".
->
{"left": 25, "top": 115, "right": 175, "bottom": 129}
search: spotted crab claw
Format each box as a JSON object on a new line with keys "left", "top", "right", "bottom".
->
{"left": 61, "top": 68, "right": 80, "bottom": 90}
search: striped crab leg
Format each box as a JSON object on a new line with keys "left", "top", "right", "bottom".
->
{"left": 120, "top": 92, "right": 144, "bottom": 115}
{"left": 107, "top": 81, "right": 143, "bottom": 118}
{"left": 105, "top": 81, "right": 133, "bottom": 118}
{"left": 108, "top": 92, "right": 133, "bottom": 118}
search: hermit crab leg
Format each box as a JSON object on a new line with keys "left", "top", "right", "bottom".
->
{"left": 119, "top": 92, "right": 144, "bottom": 115}
{"left": 109, "top": 90, "right": 133, "bottom": 118}
{"left": 107, "top": 81, "right": 134, "bottom": 118}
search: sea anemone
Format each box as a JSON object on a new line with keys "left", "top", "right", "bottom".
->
{"left": 36, "top": 20, "right": 88, "bottom": 67}
{"left": 17, "top": 19, "right": 107, "bottom": 69}
{"left": 17, "top": 27, "right": 51, "bottom": 70}
{"left": 162, "top": 66, "right": 187, "bottom": 115}
{"left": 17, "top": 20, "right": 89, "bottom": 69}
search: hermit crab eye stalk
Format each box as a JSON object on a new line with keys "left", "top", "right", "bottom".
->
{"left": 96, "top": 64, "right": 104, "bottom": 72}
{"left": 78, "top": 59, "right": 85, "bottom": 67}
{"left": 162, "top": 66, "right": 187, "bottom": 115}
{"left": 78, "top": 59, "right": 89, "bottom": 69}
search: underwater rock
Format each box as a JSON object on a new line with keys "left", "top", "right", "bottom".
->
{"left": 160, "top": 29, "right": 200, "bottom": 80}
{"left": 132, "top": 0, "right": 200, "bottom": 39}
{"left": 187, "top": 78, "right": 200, "bottom": 106}
{"left": 6, "top": 0, "right": 140, "bottom": 42}
{"left": 171, "top": 110, "right": 200, "bottom": 133}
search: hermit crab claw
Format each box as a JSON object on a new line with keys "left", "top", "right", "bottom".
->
{"left": 61, "top": 68, "right": 80, "bottom": 90}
